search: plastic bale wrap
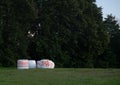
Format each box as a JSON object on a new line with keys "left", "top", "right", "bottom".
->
{"left": 17, "top": 59, "right": 29, "bottom": 69}
{"left": 29, "top": 60, "right": 36, "bottom": 68}
{"left": 37, "top": 59, "right": 55, "bottom": 69}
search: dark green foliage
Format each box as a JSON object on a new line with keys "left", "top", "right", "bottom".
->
{"left": 94, "top": 48, "right": 117, "bottom": 68}
{"left": 0, "top": 0, "right": 119, "bottom": 68}
{"left": 103, "top": 15, "right": 120, "bottom": 67}
{"left": 0, "top": 0, "right": 36, "bottom": 66}
{"left": 33, "top": 0, "right": 109, "bottom": 67}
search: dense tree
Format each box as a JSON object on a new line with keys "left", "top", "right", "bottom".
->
{"left": 103, "top": 15, "right": 120, "bottom": 67}
{"left": 33, "top": 0, "right": 109, "bottom": 67}
{"left": 1, "top": 0, "right": 119, "bottom": 68}
{"left": 0, "top": 0, "right": 36, "bottom": 66}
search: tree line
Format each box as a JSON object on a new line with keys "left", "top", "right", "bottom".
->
{"left": 0, "top": 0, "right": 120, "bottom": 68}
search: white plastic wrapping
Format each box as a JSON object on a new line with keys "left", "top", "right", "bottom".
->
{"left": 17, "top": 59, "right": 29, "bottom": 69}
{"left": 37, "top": 59, "right": 55, "bottom": 69}
{"left": 29, "top": 60, "right": 36, "bottom": 68}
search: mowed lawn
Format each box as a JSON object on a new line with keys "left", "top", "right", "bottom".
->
{"left": 0, "top": 68, "right": 120, "bottom": 85}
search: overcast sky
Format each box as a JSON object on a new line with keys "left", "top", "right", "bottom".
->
{"left": 96, "top": 0, "right": 120, "bottom": 22}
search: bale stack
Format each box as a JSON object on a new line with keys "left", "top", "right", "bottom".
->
{"left": 17, "top": 59, "right": 55, "bottom": 69}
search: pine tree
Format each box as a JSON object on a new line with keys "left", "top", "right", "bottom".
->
{"left": 103, "top": 14, "right": 120, "bottom": 67}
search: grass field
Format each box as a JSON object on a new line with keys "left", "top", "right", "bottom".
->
{"left": 0, "top": 68, "right": 120, "bottom": 85}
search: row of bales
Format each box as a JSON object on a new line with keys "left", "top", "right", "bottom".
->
{"left": 17, "top": 59, "right": 55, "bottom": 69}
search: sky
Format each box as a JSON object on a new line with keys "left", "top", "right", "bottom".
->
{"left": 96, "top": 0, "right": 120, "bottom": 23}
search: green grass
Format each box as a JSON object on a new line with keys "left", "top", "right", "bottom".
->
{"left": 0, "top": 68, "right": 120, "bottom": 85}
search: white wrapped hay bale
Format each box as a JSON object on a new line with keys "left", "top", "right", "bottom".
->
{"left": 29, "top": 60, "right": 36, "bottom": 68}
{"left": 17, "top": 59, "right": 29, "bottom": 69}
{"left": 37, "top": 59, "right": 55, "bottom": 69}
